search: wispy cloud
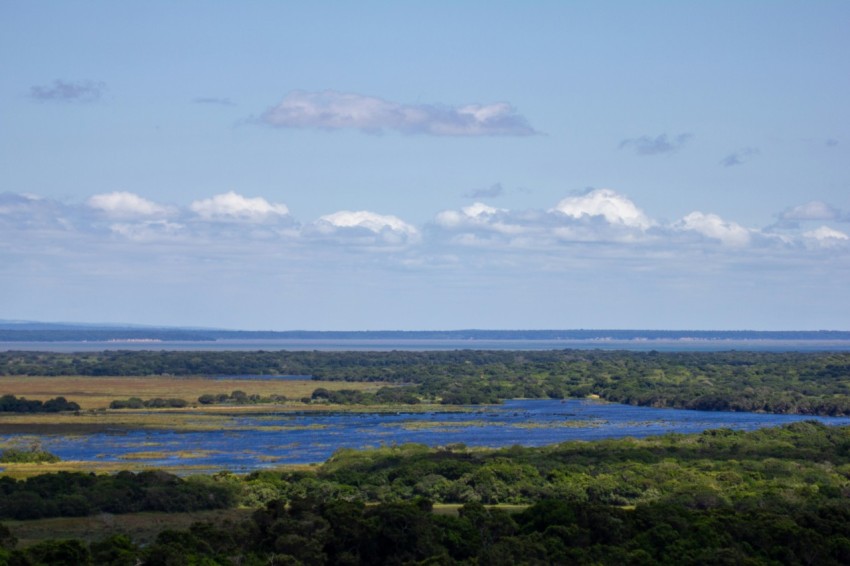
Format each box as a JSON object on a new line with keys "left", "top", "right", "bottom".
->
{"left": 464, "top": 183, "right": 506, "bottom": 199}
{"left": 780, "top": 200, "right": 840, "bottom": 222}
{"left": 29, "top": 80, "right": 106, "bottom": 103}
{"left": 720, "top": 147, "right": 759, "bottom": 167}
{"left": 259, "top": 90, "right": 537, "bottom": 136}
{"left": 192, "top": 97, "right": 235, "bottom": 106}
{"left": 618, "top": 133, "right": 692, "bottom": 156}
{"left": 804, "top": 226, "right": 849, "bottom": 242}
{"left": 109, "top": 220, "right": 186, "bottom": 243}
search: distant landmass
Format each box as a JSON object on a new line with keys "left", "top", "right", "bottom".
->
{"left": 1, "top": 321, "right": 849, "bottom": 342}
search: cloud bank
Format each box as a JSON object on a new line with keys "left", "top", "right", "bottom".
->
{"left": 260, "top": 90, "right": 537, "bottom": 136}
{"left": 3, "top": 190, "right": 848, "bottom": 261}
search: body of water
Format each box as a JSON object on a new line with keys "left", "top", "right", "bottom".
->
{"left": 5, "top": 399, "right": 850, "bottom": 473}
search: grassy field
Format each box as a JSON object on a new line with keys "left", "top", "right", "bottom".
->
{"left": 4, "top": 508, "right": 254, "bottom": 548}
{"left": 0, "top": 375, "right": 383, "bottom": 410}
{"left": 6, "top": 505, "right": 530, "bottom": 547}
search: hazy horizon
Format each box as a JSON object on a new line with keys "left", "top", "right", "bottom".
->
{"left": 3, "top": 319, "right": 849, "bottom": 334}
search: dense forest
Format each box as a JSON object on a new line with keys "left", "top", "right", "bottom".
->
{"left": 3, "top": 349, "right": 850, "bottom": 415}
{"left": 4, "top": 422, "right": 850, "bottom": 563}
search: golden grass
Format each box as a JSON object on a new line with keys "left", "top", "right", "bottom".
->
{"left": 0, "top": 376, "right": 383, "bottom": 410}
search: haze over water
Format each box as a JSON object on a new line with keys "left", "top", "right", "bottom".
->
{"left": 3, "top": 338, "right": 850, "bottom": 353}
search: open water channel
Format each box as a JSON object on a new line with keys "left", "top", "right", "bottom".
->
{"left": 6, "top": 399, "right": 850, "bottom": 473}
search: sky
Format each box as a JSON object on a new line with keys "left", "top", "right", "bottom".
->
{"left": 1, "top": 1, "right": 849, "bottom": 331}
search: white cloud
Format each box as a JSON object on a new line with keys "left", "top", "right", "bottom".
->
{"left": 436, "top": 202, "right": 500, "bottom": 226}
{"left": 435, "top": 192, "right": 658, "bottom": 246}
{"left": 6, "top": 189, "right": 850, "bottom": 280}
{"left": 434, "top": 202, "right": 525, "bottom": 237}
{"left": 87, "top": 192, "right": 173, "bottom": 219}
{"left": 260, "top": 90, "right": 536, "bottom": 136}
{"left": 675, "top": 212, "right": 751, "bottom": 247}
{"left": 781, "top": 201, "right": 840, "bottom": 222}
{"left": 109, "top": 220, "right": 185, "bottom": 242}
{"left": 317, "top": 210, "right": 417, "bottom": 234}
{"left": 190, "top": 191, "right": 290, "bottom": 223}
{"left": 803, "top": 226, "right": 849, "bottom": 242}
{"left": 310, "top": 210, "right": 420, "bottom": 246}
{"left": 551, "top": 189, "right": 655, "bottom": 230}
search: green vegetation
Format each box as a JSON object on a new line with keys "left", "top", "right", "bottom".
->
{"left": 4, "top": 422, "right": 850, "bottom": 563}
{"left": 3, "top": 349, "right": 850, "bottom": 561}
{"left": 0, "top": 470, "right": 237, "bottom": 520}
{"left": 0, "top": 394, "right": 79, "bottom": 413}
{"left": 109, "top": 397, "right": 188, "bottom": 409}
{"left": 198, "top": 389, "right": 285, "bottom": 405}
{"left": 4, "top": 349, "right": 850, "bottom": 414}
{"left": 0, "top": 444, "right": 60, "bottom": 464}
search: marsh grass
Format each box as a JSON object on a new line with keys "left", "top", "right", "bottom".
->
{"left": 396, "top": 419, "right": 607, "bottom": 431}
{"left": 0, "top": 375, "right": 432, "bottom": 438}
{"left": 0, "top": 457, "right": 318, "bottom": 478}
{"left": 395, "top": 420, "right": 490, "bottom": 430}
{"left": 119, "top": 449, "right": 223, "bottom": 460}
{"left": 513, "top": 420, "right": 607, "bottom": 429}
{"left": 0, "top": 376, "right": 383, "bottom": 410}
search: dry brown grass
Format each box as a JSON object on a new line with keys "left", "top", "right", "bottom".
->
{"left": 0, "top": 376, "right": 383, "bottom": 409}
{"left": 0, "top": 458, "right": 318, "bottom": 479}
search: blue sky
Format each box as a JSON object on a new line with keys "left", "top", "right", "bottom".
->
{"left": 1, "top": 1, "right": 848, "bottom": 330}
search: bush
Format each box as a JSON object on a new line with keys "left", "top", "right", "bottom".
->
{"left": 0, "top": 446, "right": 60, "bottom": 463}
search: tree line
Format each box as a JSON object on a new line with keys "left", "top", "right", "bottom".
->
{"left": 0, "top": 394, "right": 79, "bottom": 413}
{"left": 3, "top": 349, "right": 850, "bottom": 415}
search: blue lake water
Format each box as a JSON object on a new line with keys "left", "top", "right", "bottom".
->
{"left": 5, "top": 399, "right": 850, "bottom": 473}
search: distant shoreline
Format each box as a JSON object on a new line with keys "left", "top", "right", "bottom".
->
{"left": 2, "top": 326, "right": 850, "bottom": 342}
{"left": 4, "top": 337, "right": 850, "bottom": 353}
